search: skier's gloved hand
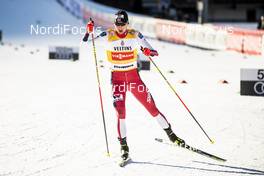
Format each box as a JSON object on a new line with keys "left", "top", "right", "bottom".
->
{"left": 83, "top": 19, "right": 94, "bottom": 42}
{"left": 86, "top": 20, "right": 94, "bottom": 33}
{"left": 82, "top": 33, "right": 89, "bottom": 42}
{"left": 141, "top": 47, "right": 158, "bottom": 57}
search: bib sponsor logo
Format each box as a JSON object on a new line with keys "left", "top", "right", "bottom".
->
{"left": 113, "top": 46, "right": 132, "bottom": 51}
{"left": 113, "top": 64, "right": 134, "bottom": 69}
{"left": 112, "top": 51, "right": 134, "bottom": 60}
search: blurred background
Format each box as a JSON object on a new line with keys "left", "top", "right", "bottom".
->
{"left": 94, "top": 0, "right": 264, "bottom": 25}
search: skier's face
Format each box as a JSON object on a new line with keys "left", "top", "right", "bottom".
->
{"left": 115, "top": 23, "right": 128, "bottom": 34}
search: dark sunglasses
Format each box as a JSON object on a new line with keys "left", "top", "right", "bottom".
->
{"left": 115, "top": 23, "right": 126, "bottom": 26}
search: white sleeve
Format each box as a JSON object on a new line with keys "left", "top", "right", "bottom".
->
{"left": 90, "top": 31, "right": 108, "bottom": 42}
{"left": 136, "top": 31, "right": 154, "bottom": 50}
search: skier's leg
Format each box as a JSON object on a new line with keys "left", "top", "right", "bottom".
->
{"left": 112, "top": 82, "right": 129, "bottom": 159}
{"left": 155, "top": 112, "right": 170, "bottom": 129}
{"left": 112, "top": 82, "right": 127, "bottom": 138}
{"left": 129, "top": 80, "right": 160, "bottom": 117}
{"left": 130, "top": 81, "right": 168, "bottom": 126}
{"left": 156, "top": 112, "right": 185, "bottom": 145}
{"left": 130, "top": 81, "right": 185, "bottom": 145}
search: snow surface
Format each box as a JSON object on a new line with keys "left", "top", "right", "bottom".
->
{"left": 0, "top": 0, "right": 264, "bottom": 176}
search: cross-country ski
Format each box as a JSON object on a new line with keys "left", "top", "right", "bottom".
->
{"left": 155, "top": 138, "right": 226, "bottom": 162}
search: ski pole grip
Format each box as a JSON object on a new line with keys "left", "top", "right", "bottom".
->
{"left": 83, "top": 33, "right": 89, "bottom": 42}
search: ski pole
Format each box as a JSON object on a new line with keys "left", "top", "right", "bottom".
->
{"left": 83, "top": 18, "right": 110, "bottom": 156}
{"left": 147, "top": 56, "right": 214, "bottom": 144}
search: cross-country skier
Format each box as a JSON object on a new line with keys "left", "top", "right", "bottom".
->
{"left": 84, "top": 10, "right": 185, "bottom": 164}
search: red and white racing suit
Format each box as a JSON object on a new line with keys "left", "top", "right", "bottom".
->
{"left": 96, "top": 28, "right": 170, "bottom": 139}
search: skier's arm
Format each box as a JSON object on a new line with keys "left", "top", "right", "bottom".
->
{"left": 83, "top": 30, "right": 108, "bottom": 42}
{"left": 136, "top": 31, "right": 158, "bottom": 57}
{"left": 82, "top": 19, "right": 107, "bottom": 42}
{"left": 94, "top": 31, "right": 108, "bottom": 41}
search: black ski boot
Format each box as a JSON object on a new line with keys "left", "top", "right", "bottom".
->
{"left": 164, "top": 125, "right": 185, "bottom": 146}
{"left": 118, "top": 137, "right": 129, "bottom": 160}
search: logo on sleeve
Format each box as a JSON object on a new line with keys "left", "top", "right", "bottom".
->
{"left": 138, "top": 32, "right": 144, "bottom": 39}
{"left": 100, "top": 31, "right": 107, "bottom": 37}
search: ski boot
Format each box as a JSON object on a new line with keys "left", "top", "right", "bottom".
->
{"left": 164, "top": 125, "right": 185, "bottom": 146}
{"left": 118, "top": 137, "right": 131, "bottom": 167}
